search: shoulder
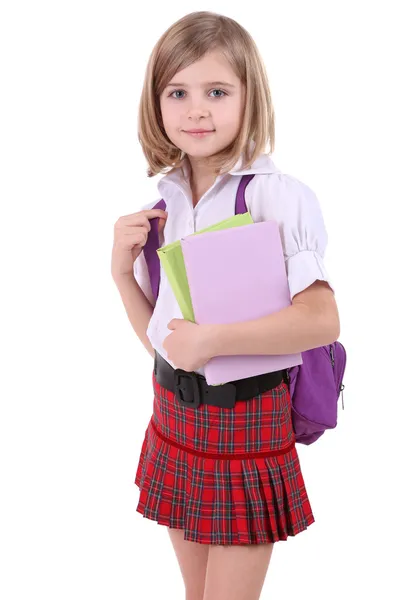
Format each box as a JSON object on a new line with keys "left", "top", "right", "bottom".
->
{"left": 245, "top": 172, "right": 329, "bottom": 259}
{"left": 245, "top": 173, "right": 334, "bottom": 299}
{"left": 246, "top": 172, "right": 322, "bottom": 219}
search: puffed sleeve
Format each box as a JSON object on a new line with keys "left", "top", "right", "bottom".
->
{"left": 249, "top": 174, "right": 334, "bottom": 300}
{"left": 279, "top": 176, "right": 334, "bottom": 300}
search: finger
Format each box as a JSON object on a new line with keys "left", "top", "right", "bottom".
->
{"left": 158, "top": 217, "right": 167, "bottom": 234}
{"left": 119, "top": 209, "right": 168, "bottom": 220}
{"left": 122, "top": 225, "right": 148, "bottom": 235}
{"left": 119, "top": 233, "right": 147, "bottom": 250}
{"left": 168, "top": 319, "right": 183, "bottom": 330}
{"left": 143, "top": 209, "right": 168, "bottom": 220}
{"left": 127, "top": 215, "right": 153, "bottom": 233}
{"left": 117, "top": 210, "right": 168, "bottom": 232}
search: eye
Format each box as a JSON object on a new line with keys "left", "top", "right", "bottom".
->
{"left": 209, "top": 89, "right": 226, "bottom": 98}
{"left": 168, "top": 89, "right": 227, "bottom": 99}
{"left": 169, "top": 90, "right": 185, "bottom": 99}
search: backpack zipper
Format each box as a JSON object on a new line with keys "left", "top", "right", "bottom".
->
{"left": 340, "top": 383, "right": 345, "bottom": 409}
{"left": 329, "top": 345, "right": 335, "bottom": 367}
{"left": 330, "top": 344, "right": 345, "bottom": 409}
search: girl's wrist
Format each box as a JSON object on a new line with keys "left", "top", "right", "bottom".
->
{"left": 204, "top": 323, "right": 222, "bottom": 359}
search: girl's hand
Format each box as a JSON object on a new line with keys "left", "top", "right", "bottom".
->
{"left": 163, "top": 319, "right": 215, "bottom": 372}
{"left": 111, "top": 209, "right": 168, "bottom": 281}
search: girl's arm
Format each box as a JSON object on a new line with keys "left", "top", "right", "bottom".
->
{"left": 113, "top": 273, "right": 155, "bottom": 359}
{"left": 209, "top": 280, "right": 340, "bottom": 357}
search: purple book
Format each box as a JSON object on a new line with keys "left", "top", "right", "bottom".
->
{"left": 180, "top": 221, "right": 303, "bottom": 385}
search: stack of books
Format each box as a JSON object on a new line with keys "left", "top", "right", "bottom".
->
{"left": 157, "top": 213, "right": 302, "bottom": 385}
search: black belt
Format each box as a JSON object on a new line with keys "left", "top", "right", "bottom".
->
{"left": 154, "top": 351, "right": 286, "bottom": 409}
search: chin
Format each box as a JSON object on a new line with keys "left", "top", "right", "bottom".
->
{"left": 184, "top": 147, "right": 215, "bottom": 158}
{"left": 180, "top": 139, "right": 226, "bottom": 157}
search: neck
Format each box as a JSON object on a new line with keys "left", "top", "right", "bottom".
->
{"left": 187, "top": 156, "right": 219, "bottom": 206}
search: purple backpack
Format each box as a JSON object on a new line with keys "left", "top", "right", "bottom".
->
{"left": 143, "top": 175, "right": 346, "bottom": 445}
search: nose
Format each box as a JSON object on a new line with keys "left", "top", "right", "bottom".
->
{"left": 187, "top": 104, "right": 210, "bottom": 120}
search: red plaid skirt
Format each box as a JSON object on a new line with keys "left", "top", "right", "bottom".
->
{"left": 134, "top": 371, "right": 315, "bottom": 545}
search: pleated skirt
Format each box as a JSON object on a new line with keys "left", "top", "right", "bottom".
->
{"left": 134, "top": 371, "right": 315, "bottom": 545}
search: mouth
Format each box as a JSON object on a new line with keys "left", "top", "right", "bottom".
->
{"left": 183, "top": 129, "right": 216, "bottom": 138}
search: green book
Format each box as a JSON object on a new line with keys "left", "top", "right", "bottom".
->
{"left": 157, "top": 212, "right": 254, "bottom": 322}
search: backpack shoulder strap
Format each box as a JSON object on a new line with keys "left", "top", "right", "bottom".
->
{"left": 142, "top": 199, "right": 166, "bottom": 302}
{"left": 235, "top": 174, "right": 255, "bottom": 214}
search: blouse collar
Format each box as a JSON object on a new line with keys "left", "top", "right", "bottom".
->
{"left": 157, "top": 141, "right": 280, "bottom": 198}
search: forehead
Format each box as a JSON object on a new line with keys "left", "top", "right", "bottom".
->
{"left": 167, "top": 50, "right": 240, "bottom": 87}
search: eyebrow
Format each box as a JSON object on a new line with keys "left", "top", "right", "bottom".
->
{"left": 165, "top": 81, "right": 236, "bottom": 89}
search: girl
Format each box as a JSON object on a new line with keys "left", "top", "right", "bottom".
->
{"left": 112, "top": 11, "right": 340, "bottom": 600}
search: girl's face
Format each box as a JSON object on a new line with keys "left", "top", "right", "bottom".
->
{"left": 159, "top": 50, "right": 245, "bottom": 162}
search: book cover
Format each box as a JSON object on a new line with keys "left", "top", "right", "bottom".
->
{"left": 181, "top": 221, "right": 303, "bottom": 385}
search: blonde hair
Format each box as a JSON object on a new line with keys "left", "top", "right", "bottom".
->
{"left": 138, "top": 11, "right": 275, "bottom": 178}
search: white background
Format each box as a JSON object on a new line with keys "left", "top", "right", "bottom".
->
{"left": 1, "top": 1, "right": 399, "bottom": 598}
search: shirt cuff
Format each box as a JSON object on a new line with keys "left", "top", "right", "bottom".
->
{"left": 286, "top": 250, "right": 334, "bottom": 300}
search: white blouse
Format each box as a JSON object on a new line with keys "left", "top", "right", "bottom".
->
{"left": 133, "top": 150, "right": 333, "bottom": 375}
